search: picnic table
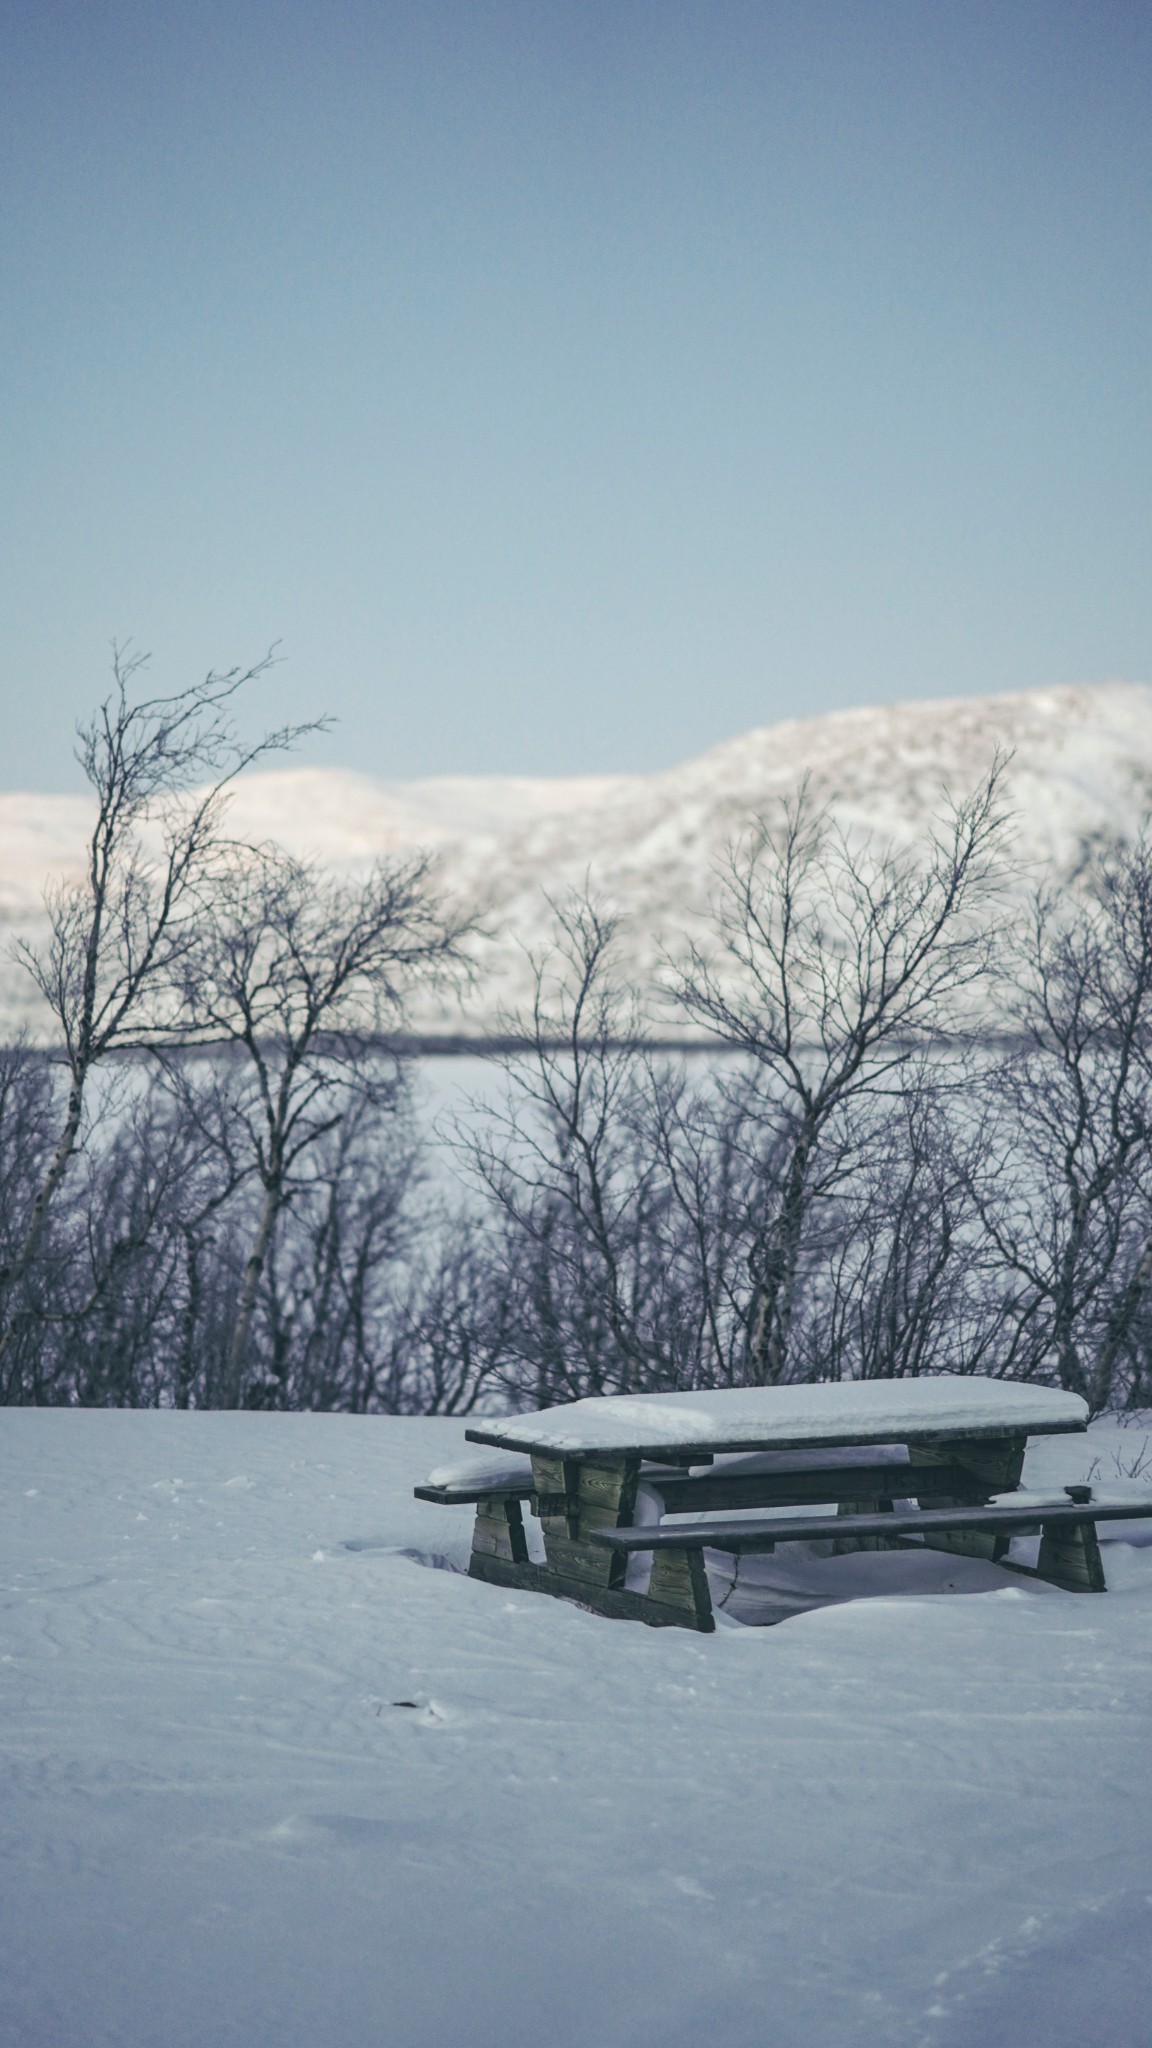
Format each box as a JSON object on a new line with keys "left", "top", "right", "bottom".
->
{"left": 415, "top": 1377, "right": 1131, "bottom": 1633}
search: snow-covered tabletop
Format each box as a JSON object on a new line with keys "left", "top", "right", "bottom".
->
{"left": 466, "top": 1377, "right": 1088, "bottom": 1459}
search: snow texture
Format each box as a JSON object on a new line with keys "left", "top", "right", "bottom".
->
{"left": 6, "top": 680, "right": 1152, "bottom": 1038}
{"left": 2, "top": 1407, "right": 1150, "bottom": 2047}
{"left": 425, "top": 1450, "right": 535, "bottom": 1491}
{"left": 468, "top": 1377, "right": 1088, "bottom": 1454}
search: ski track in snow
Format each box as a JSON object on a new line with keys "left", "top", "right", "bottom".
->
{"left": 1, "top": 1410, "right": 1151, "bottom": 2046}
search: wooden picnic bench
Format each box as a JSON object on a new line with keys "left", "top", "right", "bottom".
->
{"left": 590, "top": 1491, "right": 1152, "bottom": 1603}
{"left": 413, "top": 1378, "right": 1137, "bottom": 1633}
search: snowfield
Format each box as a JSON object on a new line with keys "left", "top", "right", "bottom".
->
{"left": 2, "top": 1408, "right": 1151, "bottom": 2048}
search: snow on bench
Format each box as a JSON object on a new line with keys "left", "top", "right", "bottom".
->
{"left": 415, "top": 1451, "right": 536, "bottom": 1506}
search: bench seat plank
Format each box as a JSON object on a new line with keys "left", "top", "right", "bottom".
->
{"left": 590, "top": 1497, "right": 1152, "bottom": 1553}
{"left": 415, "top": 1479, "right": 536, "bottom": 1506}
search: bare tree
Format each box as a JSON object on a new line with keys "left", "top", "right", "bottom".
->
{"left": 0, "top": 1043, "right": 72, "bottom": 1400}
{"left": 175, "top": 846, "right": 468, "bottom": 1404}
{"left": 637, "top": 1054, "right": 792, "bottom": 1389}
{"left": 459, "top": 898, "right": 677, "bottom": 1404}
{"left": 364, "top": 1212, "right": 511, "bottom": 1416}
{"left": 667, "top": 768, "right": 1010, "bottom": 1383}
{"left": 798, "top": 1067, "right": 1005, "bottom": 1385}
{"left": 970, "top": 835, "right": 1152, "bottom": 1411}
{"left": 0, "top": 649, "right": 314, "bottom": 1386}
{"left": 253, "top": 1089, "right": 422, "bottom": 1411}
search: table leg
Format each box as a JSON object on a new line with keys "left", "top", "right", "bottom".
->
{"left": 468, "top": 1453, "right": 714, "bottom": 1631}
{"left": 832, "top": 1496, "right": 897, "bottom": 1554}
{"left": 468, "top": 1494, "right": 529, "bottom": 1571}
{"left": 1036, "top": 1518, "right": 1107, "bottom": 1592}
{"left": 911, "top": 1436, "right": 1025, "bottom": 1562}
{"left": 532, "top": 1453, "right": 641, "bottom": 1593}
{"left": 647, "top": 1543, "right": 714, "bottom": 1627}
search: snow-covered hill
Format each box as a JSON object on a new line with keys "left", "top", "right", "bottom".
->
{"left": 4, "top": 681, "right": 1152, "bottom": 1040}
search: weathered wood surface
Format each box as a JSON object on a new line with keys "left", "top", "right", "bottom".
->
{"left": 469, "top": 1494, "right": 529, "bottom": 1567}
{"left": 589, "top": 1494, "right": 1152, "bottom": 1587}
{"left": 421, "top": 1455, "right": 988, "bottom": 1513}
{"left": 590, "top": 1497, "right": 1152, "bottom": 1550}
{"left": 908, "top": 1436, "right": 1025, "bottom": 1561}
{"left": 531, "top": 1452, "right": 640, "bottom": 1593}
{"left": 1035, "top": 1518, "right": 1107, "bottom": 1593}
{"left": 467, "top": 1548, "right": 715, "bottom": 1631}
{"left": 832, "top": 1496, "right": 898, "bottom": 1555}
{"left": 646, "top": 1459, "right": 986, "bottom": 1515}
{"left": 416, "top": 1478, "right": 535, "bottom": 1506}
{"left": 647, "top": 1543, "right": 714, "bottom": 1627}
{"left": 466, "top": 1419, "right": 1085, "bottom": 1464}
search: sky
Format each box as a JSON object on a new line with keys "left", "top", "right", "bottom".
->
{"left": 1, "top": 0, "right": 1149, "bottom": 791}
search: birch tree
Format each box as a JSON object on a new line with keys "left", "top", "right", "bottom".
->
{"left": 175, "top": 846, "right": 468, "bottom": 1405}
{"left": 0, "top": 649, "right": 309, "bottom": 1391}
{"left": 668, "top": 768, "right": 1010, "bottom": 1384}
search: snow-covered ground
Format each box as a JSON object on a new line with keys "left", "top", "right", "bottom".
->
{"left": 2, "top": 1408, "right": 1151, "bottom": 2047}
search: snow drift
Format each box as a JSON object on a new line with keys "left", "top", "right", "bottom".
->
{"left": 2, "top": 1406, "right": 1151, "bottom": 2047}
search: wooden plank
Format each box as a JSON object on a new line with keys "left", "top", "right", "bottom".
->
{"left": 914, "top": 1435, "right": 1026, "bottom": 1488}
{"left": 640, "top": 1451, "right": 715, "bottom": 1467}
{"left": 422, "top": 1459, "right": 983, "bottom": 1514}
{"left": 904, "top": 1436, "right": 1023, "bottom": 1560}
{"left": 528, "top": 1453, "right": 584, "bottom": 1538}
{"left": 536, "top": 1533, "right": 626, "bottom": 1588}
{"left": 832, "top": 1497, "right": 898, "bottom": 1555}
{"left": 467, "top": 1549, "right": 715, "bottom": 1631}
{"left": 466, "top": 1419, "right": 1086, "bottom": 1461}
{"left": 648, "top": 1544, "right": 714, "bottom": 1627}
{"left": 648, "top": 1461, "right": 980, "bottom": 1515}
{"left": 531, "top": 1454, "right": 568, "bottom": 1495}
{"left": 469, "top": 1495, "right": 529, "bottom": 1568}
{"left": 1037, "top": 1519, "right": 1107, "bottom": 1593}
{"left": 415, "top": 1480, "right": 535, "bottom": 1506}
{"left": 920, "top": 1528, "right": 1010, "bottom": 1562}
{"left": 589, "top": 1498, "right": 1152, "bottom": 1554}
{"left": 579, "top": 1460, "right": 646, "bottom": 1508}
{"left": 530, "top": 1452, "right": 640, "bottom": 1592}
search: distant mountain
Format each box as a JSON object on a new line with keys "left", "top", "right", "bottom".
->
{"left": 3, "top": 682, "right": 1152, "bottom": 1042}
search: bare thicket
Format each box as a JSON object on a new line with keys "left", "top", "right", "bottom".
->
{"left": 11, "top": 696, "right": 1152, "bottom": 1419}
{"left": 965, "top": 836, "right": 1152, "bottom": 1412}
{"left": 0, "top": 649, "right": 314, "bottom": 1388}
{"left": 457, "top": 900, "right": 687, "bottom": 1404}
{"left": 451, "top": 864, "right": 1011, "bottom": 1405}
{"left": 666, "top": 768, "right": 1010, "bottom": 1382}
{"left": 169, "top": 846, "right": 469, "bottom": 1405}
{"left": 0, "top": 657, "right": 470, "bottom": 1412}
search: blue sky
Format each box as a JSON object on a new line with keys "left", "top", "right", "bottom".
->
{"left": 2, "top": 1, "right": 1149, "bottom": 789}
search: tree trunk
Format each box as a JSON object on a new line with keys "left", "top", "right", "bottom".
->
{"left": 1091, "top": 1229, "right": 1152, "bottom": 1414}
{"left": 225, "top": 1175, "right": 281, "bottom": 1406}
{"left": 0, "top": 1076, "right": 86, "bottom": 1391}
{"left": 746, "top": 1126, "right": 813, "bottom": 1385}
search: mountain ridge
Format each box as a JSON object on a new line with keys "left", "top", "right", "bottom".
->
{"left": 3, "top": 680, "right": 1151, "bottom": 1040}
